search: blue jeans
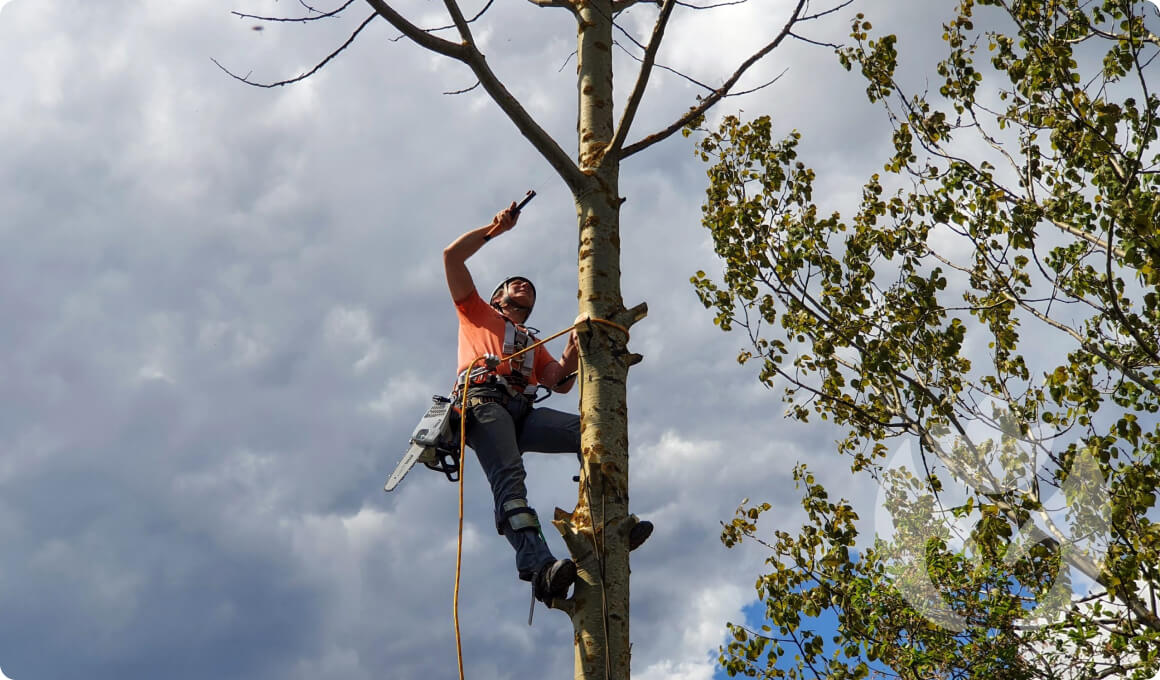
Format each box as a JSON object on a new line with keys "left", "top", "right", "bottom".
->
{"left": 464, "top": 385, "right": 580, "bottom": 580}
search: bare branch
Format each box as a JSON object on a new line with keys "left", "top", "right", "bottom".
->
{"left": 529, "top": 0, "right": 577, "bottom": 9}
{"left": 558, "top": 50, "right": 578, "bottom": 72}
{"left": 232, "top": 0, "right": 356, "bottom": 23}
{"left": 212, "top": 12, "right": 376, "bottom": 88}
{"left": 620, "top": 0, "right": 809, "bottom": 158}
{"left": 608, "top": 0, "right": 678, "bottom": 157}
{"left": 789, "top": 31, "right": 841, "bottom": 49}
{"left": 613, "top": 0, "right": 660, "bottom": 10}
{"left": 363, "top": 0, "right": 466, "bottom": 58}
{"left": 359, "top": 0, "right": 584, "bottom": 188}
{"left": 674, "top": 0, "right": 749, "bottom": 8}
{"left": 728, "top": 68, "right": 787, "bottom": 96}
{"left": 460, "top": 47, "right": 586, "bottom": 190}
{"left": 612, "top": 21, "right": 647, "bottom": 52}
{"left": 444, "top": 80, "right": 482, "bottom": 95}
{"left": 419, "top": 0, "right": 499, "bottom": 36}
{"left": 613, "top": 41, "right": 714, "bottom": 91}
{"left": 441, "top": 0, "right": 478, "bottom": 46}
{"left": 377, "top": 0, "right": 588, "bottom": 190}
{"left": 800, "top": 0, "right": 852, "bottom": 21}
{"left": 297, "top": 0, "right": 334, "bottom": 13}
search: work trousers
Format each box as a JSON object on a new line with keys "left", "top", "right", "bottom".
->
{"left": 463, "top": 385, "right": 580, "bottom": 581}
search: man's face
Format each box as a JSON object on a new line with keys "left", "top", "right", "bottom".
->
{"left": 505, "top": 279, "right": 536, "bottom": 309}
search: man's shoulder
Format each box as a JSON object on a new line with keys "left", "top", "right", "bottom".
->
{"left": 454, "top": 289, "right": 496, "bottom": 320}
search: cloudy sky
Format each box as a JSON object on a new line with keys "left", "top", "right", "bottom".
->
{"left": 0, "top": 0, "right": 1111, "bottom": 678}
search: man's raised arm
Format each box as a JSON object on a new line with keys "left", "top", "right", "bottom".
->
{"left": 443, "top": 202, "right": 519, "bottom": 302}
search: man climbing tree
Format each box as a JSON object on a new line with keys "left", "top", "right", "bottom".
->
{"left": 442, "top": 201, "right": 652, "bottom": 607}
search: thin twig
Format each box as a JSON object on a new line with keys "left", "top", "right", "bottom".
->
{"left": 729, "top": 68, "right": 787, "bottom": 96}
{"left": 232, "top": 0, "right": 356, "bottom": 23}
{"left": 789, "top": 31, "right": 841, "bottom": 49}
{"left": 213, "top": 12, "right": 377, "bottom": 88}
{"left": 612, "top": 42, "right": 714, "bottom": 91}
{"left": 445, "top": 81, "right": 482, "bottom": 95}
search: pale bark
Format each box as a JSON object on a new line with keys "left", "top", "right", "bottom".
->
{"left": 557, "top": 3, "right": 636, "bottom": 677}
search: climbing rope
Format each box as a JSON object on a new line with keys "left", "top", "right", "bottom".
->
{"left": 452, "top": 316, "right": 629, "bottom": 680}
{"left": 578, "top": 357, "right": 613, "bottom": 680}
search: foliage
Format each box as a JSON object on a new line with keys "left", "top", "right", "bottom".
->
{"left": 697, "top": 1, "right": 1160, "bottom": 678}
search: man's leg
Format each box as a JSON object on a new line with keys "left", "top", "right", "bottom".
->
{"left": 520, "top": 406, "right": 653, "bottom": 551}
{"left": 518, "top": 406, "right": 581, "bottom": 454}
{"left": 465, "top": 399, "right": 555, "bottom": 581}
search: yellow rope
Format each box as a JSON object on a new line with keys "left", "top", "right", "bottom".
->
{"left": 452, "top": 317, "right": 628, "bottom": 680}
{"left": 578, "top": 357, "right": 613, "bottom": 680}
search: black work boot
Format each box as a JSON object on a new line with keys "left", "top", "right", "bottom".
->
{"left": 533, "top": 559, "right": 577, "bottom": 603}
{"left": 629, "top": 519, "right": 654, "bottom": 552}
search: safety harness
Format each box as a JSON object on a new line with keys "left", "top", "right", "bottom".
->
{"left": 454, "top": 317, "right": 540, "bottom": 400}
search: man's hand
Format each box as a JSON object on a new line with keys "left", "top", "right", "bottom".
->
{"left": 485, "top": 201, "right": 520, "bottom": 239}
{"left": 568, "top": 314, "right": 591, "bottom": 349}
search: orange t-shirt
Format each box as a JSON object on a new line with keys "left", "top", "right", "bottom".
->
{"left": 454, "top": 290, "right": 555, "bottom": 386}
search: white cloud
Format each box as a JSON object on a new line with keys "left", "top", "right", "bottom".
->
{"left": 635, "top": 658, "right": 717, "bottom": 680}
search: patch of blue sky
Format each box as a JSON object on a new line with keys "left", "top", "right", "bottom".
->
{"left": 711, "top": 570, "right": 894, "bottom": 679}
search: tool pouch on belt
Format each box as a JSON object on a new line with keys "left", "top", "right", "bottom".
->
{"left": 464, "top": 384, "right": 531, "bottom": 425}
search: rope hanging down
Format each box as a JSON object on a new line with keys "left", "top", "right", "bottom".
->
{"left": 452, "top": 316, "right": 629, "bottom": 680}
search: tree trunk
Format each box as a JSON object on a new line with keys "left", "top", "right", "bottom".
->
{"left": 549, "top": 2, "right": 640, "bottom": 679}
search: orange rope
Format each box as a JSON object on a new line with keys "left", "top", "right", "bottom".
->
{"left": 452, "top": 317, "right": 628, "bottom": 680}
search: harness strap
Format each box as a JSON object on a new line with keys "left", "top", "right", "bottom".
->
{"left": 453, "top": 370, "right": 538, "bottom": 397}
{"left": 503, "top": 321, "right": 536, "bottom": 378}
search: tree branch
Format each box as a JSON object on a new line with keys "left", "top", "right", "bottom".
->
{"left": 529, "top": 0, "right": 577, "bottom": 9}
{"left": 671, "top": 0, "right": 750, "bottom": 9}
{"left": 441, "top": 0, "right": 478, "bottom": 47}
{"left": 612, "top": 0, "right": 659, "bottom": 10}
{"left": 363, "top": 0, "right": 466, "bottom": 58}
{"left": 607, "top": 0, "right": 677, "bottom": 159}
{"left": 212, "top": 12, "right": 377, "bottom": 88}
{"left": 612, "top": 41, "right": 716, "bottom": 92}
{"left": 418, "top": 0, "right": 499, "bottom": 37}
{"left": 461, "top": 54, "right": 586, "bottom": 191}
{"left": 362, "top": 0, "right": 585, "bottom": 190}
{"left": 444, "top": 80, "right": 482, "bottom": 95}
{"left": 232, "top": 0, "right": 356, "bottom": 23}
{"left": 620, "top": 0, "right": 808, "bottom": 159}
